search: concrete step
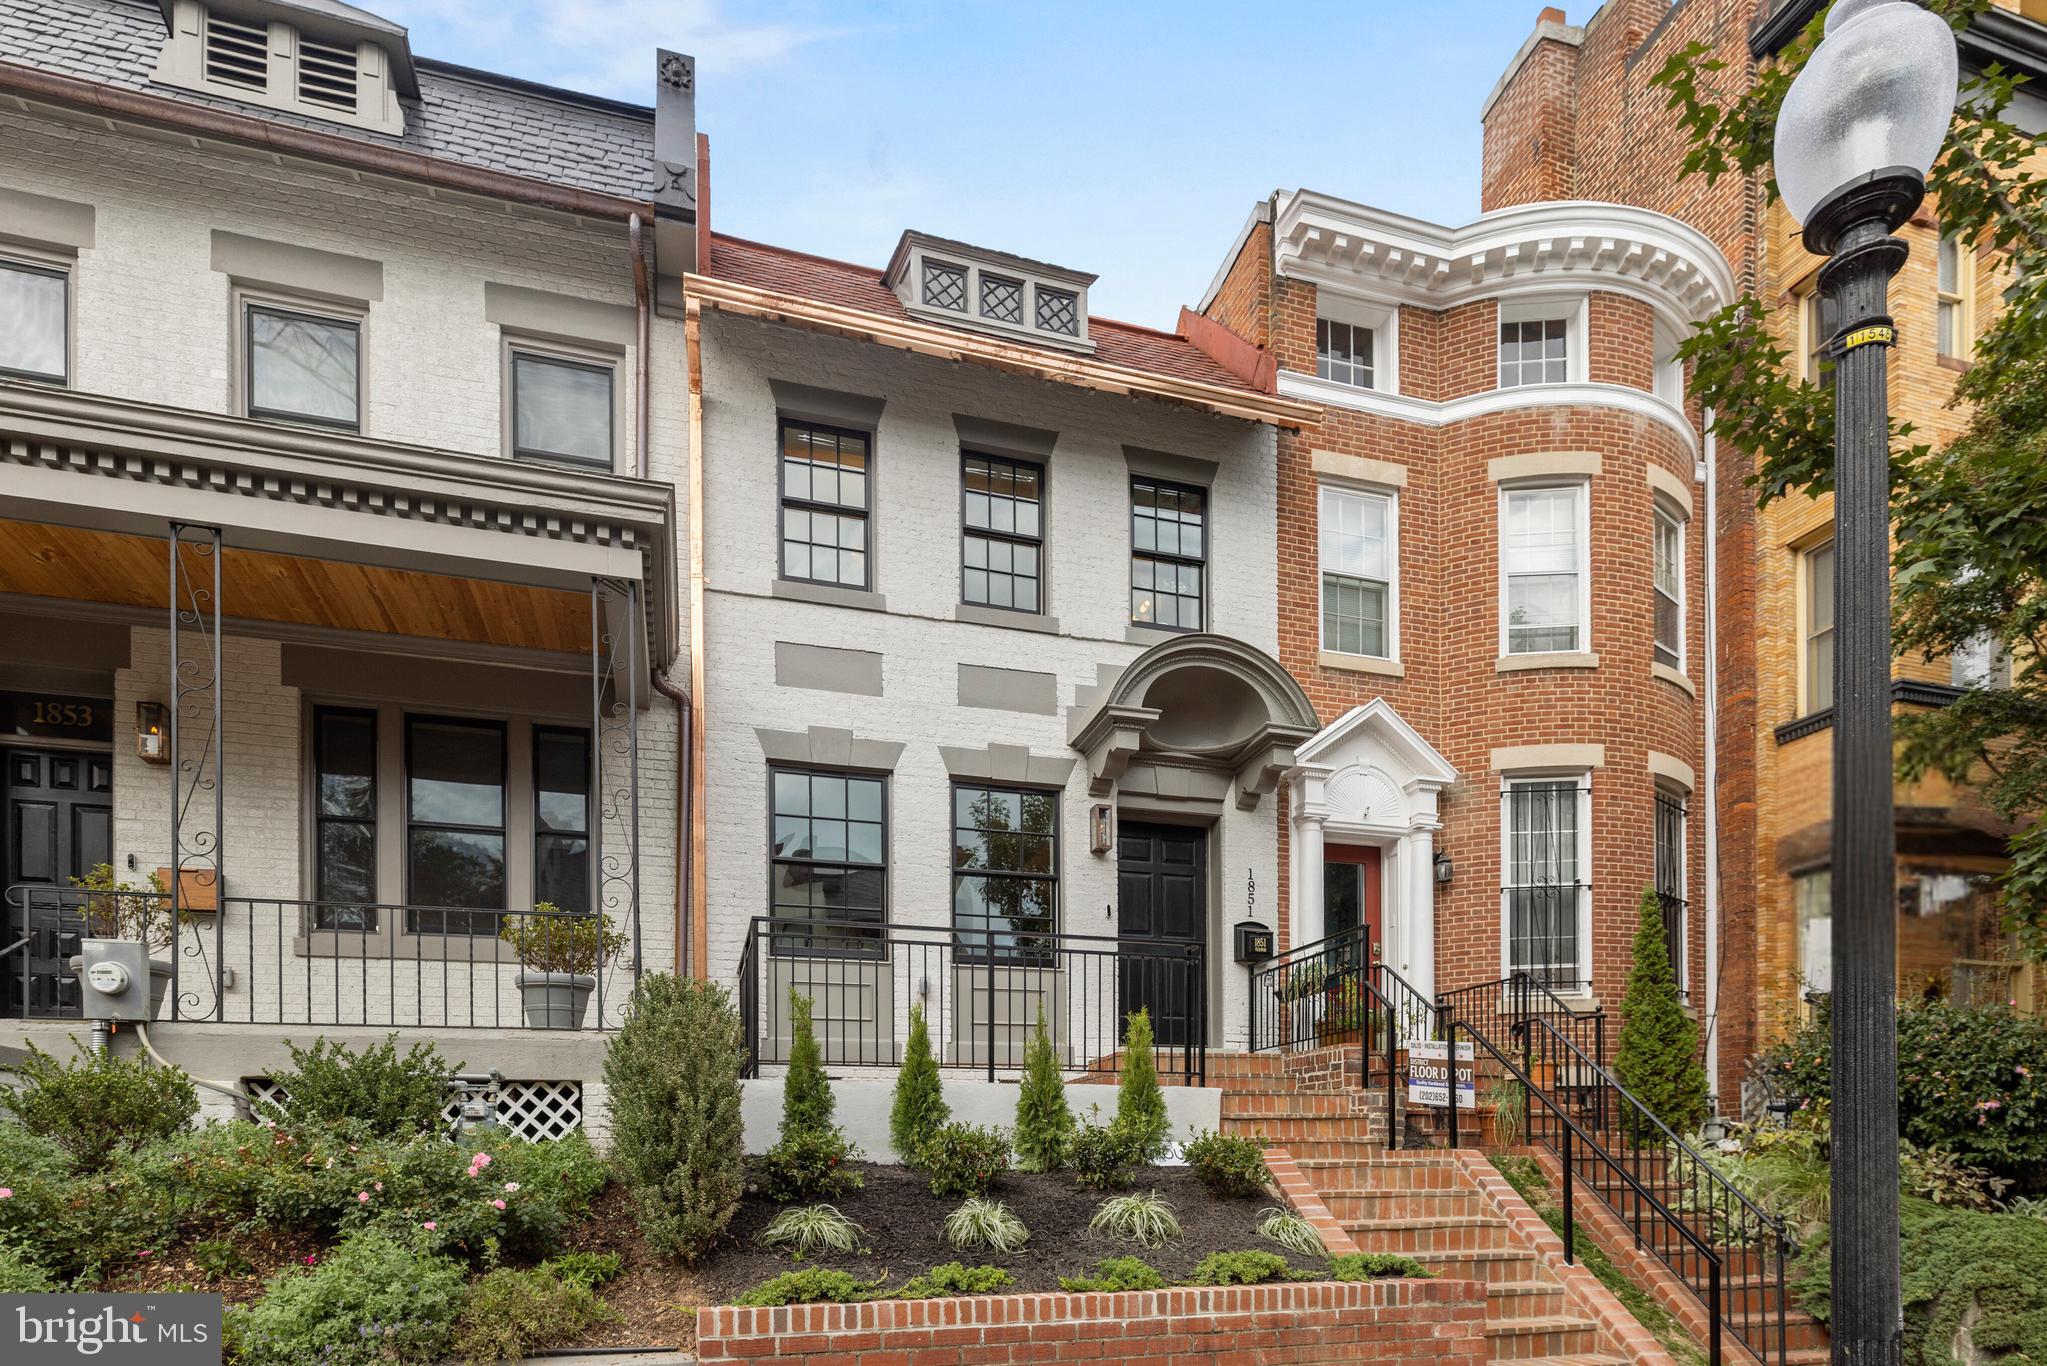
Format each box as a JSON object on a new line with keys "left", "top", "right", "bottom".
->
{"left": 1344, "top": 1214, "right": 1516, "bottom": 1254}
{"left": 1483, "top": 1314, "right": 1605, "bottom": 1360}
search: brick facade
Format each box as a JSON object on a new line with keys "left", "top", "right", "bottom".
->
{"left": 694, "top": 1277, "right": 1489, "bottom": 1366}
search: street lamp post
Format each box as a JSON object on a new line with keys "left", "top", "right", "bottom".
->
{"left": 1773, "top": 4, "right": 1957, "bottom": 1366}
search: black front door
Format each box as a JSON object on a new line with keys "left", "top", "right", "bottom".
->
{"left": 1116, "top": 820, "right": 1205, "bottom": 1047}
{"left": 3, "top": 747, "right": 113, "bottom": 1017}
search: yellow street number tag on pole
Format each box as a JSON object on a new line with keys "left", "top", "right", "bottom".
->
{"left": 1842, "top": 325, "right": 1896, "bottom": 351}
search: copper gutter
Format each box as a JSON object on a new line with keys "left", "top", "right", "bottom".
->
{"left": 0, "top": 59, "right": 646, "bottom": 221}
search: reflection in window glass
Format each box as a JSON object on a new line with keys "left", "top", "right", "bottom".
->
{"left": 1130, "top": 477, "right": 1206, "bottom": 630}
{"left": 1316, "top": 318, "right": 1374, "bottom": 388}
{"left": 248, "top": 305, "right": 359, "bottom": 428}
{"left": 514, "top": 353, "right": 613, "bottom": 466}
{"left": 1806, "top": 541, "right": 1835, "bottom": 713}
{"left": 1320, "top": 486, "right": 1392, "bottom": 657}
{"left": 953, "top": 784, "right": 1057, "bottom": 965}
{"left": 406, "top": 717, "right": 505, "bottom": 933}
{"left": 1654, "top": 508, "right": 1682, "bottom": 669}
{"left": 534, "top": 727, "right": 591, "bottom": 915}
{"left": 962, "top": 454, "right": 1043, "bottom": 612}
{"left": 1504, "top": 486, "right": 1582, "bottom": 654}
{"left": 314, "top": 708, "right": 376, "bottom": 932}
{"left": 1504, "top": 778, "right": 1585, "bottom": 988}
{"left": 769, "top": 768, "right": 886, "bottom": 955}
{"left": 1499, "top": 318, "right": 1567, "bottom": 387}
{"left": 779, "top": 420, "right": 871, "bottom": 588}
{"left": 0, "top": 260, "right": 67, "bottom": 382}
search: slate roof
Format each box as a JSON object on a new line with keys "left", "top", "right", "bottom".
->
{"left": 0, "top": 0, "right": 652, "bottom": 200}
{"left": 707, "top": 233, "right": 1266, "bottom": 396}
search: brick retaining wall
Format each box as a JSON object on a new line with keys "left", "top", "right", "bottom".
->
{"left": 695, "top": 1276, "right": 1487, "bottom": 1364}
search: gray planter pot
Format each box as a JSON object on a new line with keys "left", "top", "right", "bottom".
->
{"left": 515, "top": 970, "right": 596, "bottom": 1029}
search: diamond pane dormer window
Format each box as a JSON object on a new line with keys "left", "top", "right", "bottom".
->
{"left": 1035, "top": 286, "right": 1078, "bottom": 336}
{"left": 980, "top": 274, "right": 1024, "bottom": 325}
{"left": 923, "top": 260, "right": 967, "bottom": 312}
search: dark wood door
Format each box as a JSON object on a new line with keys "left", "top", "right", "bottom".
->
{"left": 3, "top": 747, "right": 113, "bottom": 1017}
{"left": 1116, "top": 821, "right": 1205, "bottom": 1047}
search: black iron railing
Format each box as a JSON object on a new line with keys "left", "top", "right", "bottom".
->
{"left": 737, "top": 915, "right": 1205, "bottom": 1085}
{"left": 1436, "top": 972, "right": 1606, "bottom": 1067}
{"left": 1245, "top": 924, "right": 1371, "bottom": 1054}
{"left": 3, "top": 886, "right": 638, "bottom": 1030}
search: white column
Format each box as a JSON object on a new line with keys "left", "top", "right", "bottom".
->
{"left": 1295, "top": 812, "right": 1326, "bottom": 948}
{"left": 1404, "top": 825, "right": 1438, "bottom": 1001}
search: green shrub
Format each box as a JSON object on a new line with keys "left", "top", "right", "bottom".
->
{"left": 1089, "top": 1190, "right": 1180, "bottom": 1248}
{"left": 759, "top": 1204, "right": 864, "bottom": 1259}
{"left": 890, "top": 1003, "right": 949, "bottom": 1164}
{"left": 1058, "top": 1255, "right": 1166, "bottom": 1293}
{"left": 1902, "top": 1142, "right": 2012, "bottom": 1211}
{"left": 352, "top": 1132, "right": 607, "bottom": 1266}
{"left": 1013, "top": 1003, "right": 1074, "bottom": 1172}
{"left": 0, "top": 1122, "right": 77, "bottom": 1256}
{"left": 191, "top": 1238, "right": 254, "bottom": 1281}
{"left": 755, "top": 1128, "right": 864, "bottom": 1202}
{"left": 893, "top": 1262, "right": 1013, "bottom": 1298}
{"left": 943, "top": 1196, "right": 1029, "bottom": 1254}
{"left": 0, "top": 1243, "right": 52, "bottom": 1292}
{"left": 498, "top": 904, "right": 625, "bottom": 976}
{"left": 539, "top": 1250, "right": 623, "bottom": 1289}
{"left": 1614, "top": 887, "right": 1708, "bottom": 1135}
{"left": 604, "top": 974, "right": 747, "bottom": 1263}
{"left": 783, "top": 989, "right": 835, "bottom": 1139}
{"left": 734, "top": 1267, "right": 881, "bottom": 1306}
{"left": 1328, "top": 1252, "right": 1432, "bottom": 1280}
{"left": 1188, "top": 1249, "right": 1305, "bottom": 1286}
{"left": 1256, "top": 1206, "right": 1324, "bottom": 1257}
{"left": 233, "top": 1233, "right": 466, "bottom": 1366}
{"left": 1111, "top": 1009, "right": 1170, "bottom": 1162}
{"left": 450, "top": 1263, "right": 617, "bottom": 1366}
{"left": 260, "top": 1035, "right": 454, "bottom": 1140}
{"left": 34, "top": 1154, "right": 192, "bottom": 1279}
{"left": 1068, "top": 1121, "right": 1134, "bottom": 1190}
{"left": 922, "top": 1122, "right": 1010, "bottom": 1197}
{"left": 1, "top": 1045, "right": 197, "bottom": 1168}
{"left": 1182, "top": 1129, "right": 1270, "bottom": 1198}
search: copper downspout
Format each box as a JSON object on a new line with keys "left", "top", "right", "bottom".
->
{"left": 684, "top": 297, "right": 709, "bottom": 980}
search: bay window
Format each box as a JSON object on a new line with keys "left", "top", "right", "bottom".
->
{"left": 1502, "top": 484, "right": 1587, "bottom": 655}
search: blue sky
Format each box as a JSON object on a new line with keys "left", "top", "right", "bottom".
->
{"left": 381, "top": 1, "right": 1566, "bottom": 329}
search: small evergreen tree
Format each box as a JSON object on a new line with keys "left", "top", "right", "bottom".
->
{"left": 1614, "top": 886, "right": 1709, "bottom": 1135}
{"left": 1111, "top": 1007, "right": 1170, "bottom": 1162}
{"left": 890, "top": 1002, "right": 949, "bottom": 1163}
{"left": 782, "top": 988, "right": 834, "bottom": 1140}
{"left": 1013, "top": 1003, "right": 1074, "bottom": 1172}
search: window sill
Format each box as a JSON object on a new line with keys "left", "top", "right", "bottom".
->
{"left": 1317, "top": 650, "right": 1405, "bottom": 678}
{"left": 1496, "top": 650, "right": 1600, "bottom": 673}
{"left": 773, "top": 580, "right": 889, "bottom": 613}
{"left": 1651, "top": 662, "right": 1697, "bottom": 697}
{"left": 1937, "top": 354, "right": 1972, "bottom": 374}
{"left": 1126, "top": 622, "right": 1195, "bottom": 645}
{"left": 955, "top": 603, "right": 1062, "bottom": 635}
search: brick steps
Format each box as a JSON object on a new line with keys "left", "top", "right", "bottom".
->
{"left": 1485, "top": 1314, "right": 1606, "bottom": 1360}
{"left": 1344, "top": 1215, "right": 1519, "bottom": 1253}
{"left": 1319, "top": 1188, "right": 1491, "bottom": 1220}
{"left": 1484, "top": 1280, "right": 1575, "bottom": 1321}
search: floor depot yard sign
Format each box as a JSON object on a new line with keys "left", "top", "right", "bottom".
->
{"left": 7, "top": 1294, "right": 221, "bottom": 1364}
{"left": 1406, "top": 1041, "right": 1476, "bottom": 1108}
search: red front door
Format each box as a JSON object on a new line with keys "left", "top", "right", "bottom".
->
{"left": 1324, "top": 844, "right": 1382, "bottom": 958}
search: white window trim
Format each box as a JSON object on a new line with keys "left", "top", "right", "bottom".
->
{"left": 0, "top": 245, "right": 74, "bottom": 387}
{"left": 1313, "top": 290, "right": 1401, "bottom": 396}
{"left": 1497, "top": 769, "right": 1594, "bottom": 992}
{"left": 1497, "top": 294, "right": 1590, "bottom": 390}
{"left": 1498, "top": 479, "right": 1591, "bottom": 658}
{"left": 1937, "top": 233, "right": 1973, "bottom": 360}
{"left": 499, "top": 332, "right": 624, "bottom": 474}
{"left": 1797, "top": 534, "right": 1836, "bottom": 716}
{"left": 1315, "top": 481, "right": 1401, "bottom": 663}
{"left": 1652, "top": 317, "right": 1685, "bottom": 407}
{"left": 1653, "top": 500, "right": 1685, "bottom": 671}
{"left": 232, "top": 283, "right": 368, "bottom": 434}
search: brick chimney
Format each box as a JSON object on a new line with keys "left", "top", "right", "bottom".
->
{"left": 1480, "top": 7, "right": 1584, "bottom": 211}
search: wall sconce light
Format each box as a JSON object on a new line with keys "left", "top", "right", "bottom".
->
{"left": 135, "top": 701, "right": 169, "bottom": 766}
{"left": 1089, "top": 803, "right": 1115, "bottom": 854}
{"left": 1433, "top": 850, "right": 1454, "bottom": 885}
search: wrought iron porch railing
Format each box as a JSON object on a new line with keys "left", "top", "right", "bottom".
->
{"left": 1245, "top": 924, "right": 1372, "bottom": 1054}
{"left": 3, "top": 886, "right": 640, "bottom": 1030}
{"left": 736, "top": 915, "right": 1206, "bottom": 1085}
{"left": 1441, "top": 1009, "right": 1791, "bottom": 1366}
{"left": 1436, "top": 971, "right": 1607, "bottom": 1067}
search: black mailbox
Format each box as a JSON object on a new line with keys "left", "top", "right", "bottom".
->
{"left": 1234, "top": 920, "right": 1275, "bottom": 964}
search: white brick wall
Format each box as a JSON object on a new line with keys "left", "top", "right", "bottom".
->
{"left": 699, "top": 314, "right": 1281, "bottom": 1053}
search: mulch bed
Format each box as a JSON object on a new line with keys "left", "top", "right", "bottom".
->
{"left": 556, "top": 1184, "right": 703, "bottom": 1355}
{"left": 87, "top": 1224, "right": 322, "bottom": 1307}
{"left": 699, "top": 1163, "right": 1312, "bottom": 1302}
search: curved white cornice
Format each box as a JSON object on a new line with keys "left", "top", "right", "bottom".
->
{"left": 1276, "top": 370, "right": 1701, "bottom": 458}
{"left": 1274, "top": 190, "right": 1737, "bottom": 329}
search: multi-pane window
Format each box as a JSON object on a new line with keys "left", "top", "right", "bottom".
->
{"left": 1937, "top": 234, "right": 1969, "bottom": 359}
{"left": 779, "top": 419, "right": 871, "bottom": 589}
{"left": 1655, "top": 788, "right": 1688, "bottom": 995}
{"left": 952, "top": 784, "right": 1058, "bottom": 965}
{"left": 405, "top": 717, "right": 506, "bottom": 934}
{"left": 961, "top": 454, "right": 1043, "bottom": 613}
{"left": 1131, "top": 477, "right": 1206, "bottom": 630}
{"left": 1319, "top": 485, "right": 1393, "bottom": 657}
{"left": 1653, "top": 507, "right": 1683, "bottom": 669}
{"left": 980, "top": 273, "right": 1024, "bottom": 325}
{"left": 0, "top": 259, "right": 67, "bottom": 383}
{"left": 1036, "top": 286, "right": 1079, "bottom": 336}
{"left": 533, "top": 727, "right": 591, "bottom": 915}
{"left": 247, "top": 303, "right": 360, "bottom": 430}
{"left": 1504, "top": 777, "right": 1588, "bottom": 987}
{"left": 1803, "top": 287, "right": 1839, "bottom": 383}
{"left": 1503, "top": 485, "right": 1584, "bottom": 654}
{"left": 1804, "top": 539, "right": 1836, "bottom": 713}
{"left": 1316, "top": 318, "right": 1375, "bottom": 389}
{"left": 1951, "top": 633, "right": 2012, "bottom": 690}
{"left": 1796, "top": 869, "right": 1833, "bottom": 998}
{"left": 1499, "top": 318, "right": 1567, "bottom": 387}
{"left": 512, "top": 352, "right": 613, "bottom": 467}
{"left": 922, "top": 259, "right": 967, "bottom": 311}
{"left": 769, "top": 768, "right": 886, "bottom": 956}
{"left": 313, "top": 707, "right": 376, "bottom": 932}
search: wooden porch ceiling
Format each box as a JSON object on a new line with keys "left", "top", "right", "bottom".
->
{"left": 0, "top": 519, "right": 591, "bottom": 652}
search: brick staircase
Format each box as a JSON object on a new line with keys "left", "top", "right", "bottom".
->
{"left": 1211, "top": 1049, "right": 1645, "bottom": 1366}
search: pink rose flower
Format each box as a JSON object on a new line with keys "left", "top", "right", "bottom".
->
{"left": 0, "top": 1188, "right": 13, "bottom": 1199}
{"left": 491, "top": 1199, "right": 506, "bottom": 1211}
{"left": 422, "top": 1221, "right": 437, "bottom": 1231}
{"left": 357, "top": 1191, "right": 371, "bottom": 1203}
{"left": 474, "top": 1153, "right": 492, "bottom": 1168}
{"left": 503, "top": 1182, "right": 520, "bottom": 1193}
{"left": 137, "top": 1250, "right": 152, "bottom": 1259}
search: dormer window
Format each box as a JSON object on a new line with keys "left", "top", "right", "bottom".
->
{"left": 886, "top": 232, "right": 1097, "bottom": 352}
{"left": 154, "top": 1, "right": 415, "bottom": 137}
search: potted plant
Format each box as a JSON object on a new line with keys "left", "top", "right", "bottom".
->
{"left": 69, "top": 863, "right": 188, "bottom": 1019}
{"left": 499, "top": 902, "right": 625, "bottom": 1028}
{"left": 1317, "top": 975, "right": 1365, "bottom": 1046}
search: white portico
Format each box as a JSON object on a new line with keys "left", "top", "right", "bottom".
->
{"left": 1284, "top": 700, "right": 1457, "bottom": 999}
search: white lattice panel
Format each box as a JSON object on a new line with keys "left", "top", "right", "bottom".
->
{"left": 240, "top": 1078, "right": 583, "bottom": 1140}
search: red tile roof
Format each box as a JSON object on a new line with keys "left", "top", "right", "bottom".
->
{"left": 704, "top": 233, "right": 1265, "bottom": 396}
